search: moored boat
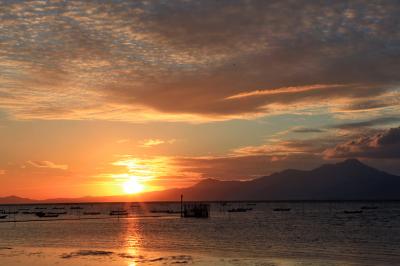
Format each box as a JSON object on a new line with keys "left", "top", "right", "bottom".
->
{"left": 109, "top": 210, "right": 128, "bottom": 216}
{"left": 35, "top": 212, "right": 59, "bottom": 218}
{"left": 83, "top": 211, "right": 101, "bottom": 215}
{"left": 361, "top": 206, "right": 378, "bottom": 210}
{"left": 273, "top": 208, "right": 291, "bottom": 212}
{"left": 344, "top": 210, "right": 363, "bottom": 214}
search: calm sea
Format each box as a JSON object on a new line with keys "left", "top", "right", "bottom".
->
{"left": 0, "top": 201, "right": 399, "bottom": 265}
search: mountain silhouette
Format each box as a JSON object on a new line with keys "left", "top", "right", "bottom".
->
{"left": 139, "top": 159, "right": 400, "bottom": 201}
{"left": 1, "top": 159, "right": 399, "bottom": 203}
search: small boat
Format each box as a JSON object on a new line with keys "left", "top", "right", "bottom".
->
{"left": 109, "top": 210, "right": 128, "bottom": 216}
{"left": 228, "top": 208, "right": 248, "bottom": 213}
{"left": 35, "top": 212, "right": 59, "bottom": 218}
{"left": 4, "top": 211, "right": 18, "bottom": 215}
{"left": 0, "top": 215, "right": 7, "bottom": 219}
{"left": 70, "top": 206, "right": 83, "bottom": 210}
{"left": 273, "top": 208, "right": 291, "bottom": 212}
{"left": 83, "top": 212, "right": 101, "bottom": 215}
{"left": 47, "top": 211, "right": 67, "bottom": 215}
{"left": 35, "top": 207, "right": 47, "bottom": 210}
{"left": 22, "top": 211, "right": 35, "bottom": 215}
{"left": 53, "top": 207, "right": 65, "bottom": 210}
{"left": 247, "top": 203, "right": 256, "bottom": 206}
{"left": 344, "top": 210, "right": 363, "bottom": 214}
{"left": 361, "top": 206, "right": 378, "bottom": 210}
{"left": 150, "top": 209, "right": 180, "bottom": 214}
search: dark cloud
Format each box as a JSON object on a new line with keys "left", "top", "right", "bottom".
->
{"left": 324, "top": 126, "right": 400, "bottom": 158}
{"left": 292, "top": 128, "right": 325, "bottom": 133}
{"left": 330, "top": 117, "right": 400, "bottom": 130}
{"left": 340, "top": 98, "right": 400, "bottom": 112}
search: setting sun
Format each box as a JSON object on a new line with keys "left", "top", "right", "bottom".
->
{"left": 122, "top": 177, "right": 144, "bottom": 194}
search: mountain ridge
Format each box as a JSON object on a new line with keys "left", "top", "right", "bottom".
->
{"left": 1, "top": 159, "right": 399, "bottom": 204}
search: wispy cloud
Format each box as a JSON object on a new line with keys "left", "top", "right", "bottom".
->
{"left": 116, "top": 139, "right": 130, "bottom": 144}
{"left": 330, "top": 117, "right": 400, "bottom": 130}
{"left": 27, "top": 160, "right": 68, "bottom": 170}
{"left": 291, "top": 127, "right": 325, "bottom": 134}
{"left": 225, "top": 84, "right": 345, "bottom": 100}
{"left": 139, "top": 138, "right": 175, "bottom": 148}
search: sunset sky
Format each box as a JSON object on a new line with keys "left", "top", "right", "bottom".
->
{"left": 1, "top": 0, "right": 400, "bottom": 199}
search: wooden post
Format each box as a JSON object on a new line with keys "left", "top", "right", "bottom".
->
{"left": 180, "top": 194, "right": 183, "bottom": 218}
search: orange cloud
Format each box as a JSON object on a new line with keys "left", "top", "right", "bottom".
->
{"left": 225, "top": 84, "right": 346, "bottom": 100}
{"left": 139, "top": 138, "right": 176, "bottom": 148}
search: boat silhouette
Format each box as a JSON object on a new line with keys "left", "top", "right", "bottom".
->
{"left": 83, "top": 211, "right": 101, "bottom": 215}
{"left": 344, "top": 210, "right": 363, "bottom": 214}
{"left": 35, "top": 212, "right": 59, "bottom": 218}
{"left": 361, "top": 206, "right": 378, "bottom": 210}
{"left": 109, "top": 210, "right": 128, "bottom": 216}
{"left": 228, "top": 208, "right": 248, "bottom": 213}
{"left": 273, "top": 208, "right": 291, "bottom": 212}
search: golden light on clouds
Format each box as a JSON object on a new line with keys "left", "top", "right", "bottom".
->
{"left": 139, "top": 138, "right": 176, "bottom": 148}
{"left": 224, "top": 84, "right": 346, "bottom": 100}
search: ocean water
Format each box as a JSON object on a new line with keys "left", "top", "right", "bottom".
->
{"left": 0, "top": 201, "right": 399, "bottom": 265}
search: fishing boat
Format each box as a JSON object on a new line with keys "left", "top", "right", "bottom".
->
{"left": 83, "top": 211, "right": 101, "bottom": 215}
{"left": 273, "top": 208, "right": 291, "bottom": 212}
{"left": 4, "top": 211, "right": 19, "bottom": 214}
{"left": 150, "top": 209, "right": 180, "bottom": 214}
{"left": 47, "top": 211, "right": 67, "bottom": 215}
{"left": 35, "top": 212, "right": 59, "bottom": 218}
{"left": 109, "top": 210, "right": 128, "bottom": 216}
{"left": 344, "top": 210, "right": 363, "bottom": 214}
{"left": 228, "top": 208, "right": 248, "bottom": 213}
{"left": 0, "top": 215, "right": 7, "bottom": 219}
{"left": 361, "top": 206, "right": 378, "bottom": 210}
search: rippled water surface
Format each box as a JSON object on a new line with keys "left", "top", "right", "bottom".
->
{"left": 0, "top": 201, "right": 399, "bottom": 265}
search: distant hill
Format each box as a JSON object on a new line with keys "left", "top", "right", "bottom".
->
{"left": 137, "top": 159, "right": 400, "bottom": 201}
{"left": 1, "top": 159, "right": 399, "bottom": 204}
{"left": 0, "top": 195, "right": 38, "bottom": 204}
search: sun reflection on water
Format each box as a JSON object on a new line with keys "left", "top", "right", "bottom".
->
{"left": 123, "top": 215, "right": 142, "bottom": 266}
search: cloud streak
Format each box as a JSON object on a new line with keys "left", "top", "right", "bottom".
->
{"left": 27, "top": 160, "right": 68, "bottom": 170}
